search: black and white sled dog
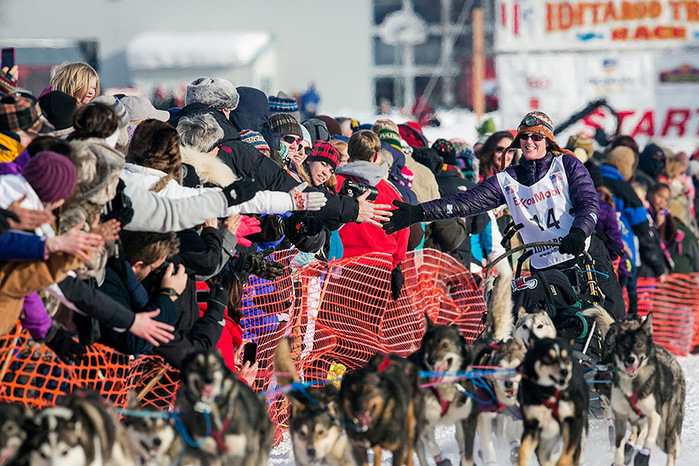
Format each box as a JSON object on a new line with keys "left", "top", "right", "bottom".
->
{"left": 122, "top": 392, "right": 218, "bottom": 466}
{"left": 513, "top": 308, "right": 556, "bottom": 349}
{"left": 175, "top": 349, "right": 274, "bottom": 466}
{"left": 0, "top": 402, "right": 33, "bottom": 465}
{"left": 518, "top": 337, "right": 588, "bottom": 466}
{"left": 409, "top": 316, "right": 476, "bottom": 466}
{"left": 607, "top": 313, "right": 685, "bottom": 466}
{"left": 28, "top": 389, "right": 135, "bottom": 466}
{"left": 274, "top": 338, "right": 355, "bottom": 466}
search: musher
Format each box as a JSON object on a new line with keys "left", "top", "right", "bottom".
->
{"left": 383, "top": 111, "right": 625, "bottom": 320}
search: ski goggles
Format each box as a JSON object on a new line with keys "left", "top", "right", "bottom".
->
{"left": 520, "top": 114, "right": 554, "bottom": 133}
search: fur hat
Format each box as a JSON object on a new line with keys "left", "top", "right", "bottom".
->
{"left": 185, "top": 77, "right": 239, "bottom": 110}
{"left": 566, "top": 134, "right": 594, "bottom": 164}
{"left": 67, "top": 138, "right": 125, "bottom": 205}
{"left": 604, "top": 146, "right": 636, "bottom": 182}
{"left": 22, "top": 151, "right": 76, "bottom": 203}
{"left": 269, "top": 113, "right": 303, "bottom": 138}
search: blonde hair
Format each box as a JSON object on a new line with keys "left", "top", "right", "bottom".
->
{"left": 664, "top": 158, "right": 687, "bottom": 180}
{"left": 330, "top": 138, "right": 347, "bottom": 156}
{"left": 376, "top": 148, "right": 394, "bottom": 169}
{"left": 371, "top": 119, "right": 399, "bottom": 134}
{"left": 50, "top": 63, "right": 100, "bottom": 105}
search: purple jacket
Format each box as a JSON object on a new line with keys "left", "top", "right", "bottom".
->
{"left": 421, "top": 152, "right": 599, "bottom": 238}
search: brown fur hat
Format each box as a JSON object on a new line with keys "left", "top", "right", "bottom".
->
{"left": 604, "top": 146, "right": 636, "bottom": 182}
{"left": 67, "top": 138, "right": 124, "bottom": 205}
{"left": 127, "top": 119, "right": 181, "bottom": 191}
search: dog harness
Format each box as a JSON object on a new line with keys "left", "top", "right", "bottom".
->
{"left": 624, "top": 390, "right": 644, "bottom": 417}
{"left": 431, "top": 387, "right": 451, "bottom": 416}
{"left": 210, "top": 414, "right": 234, "bottom": 453}
{"left": 538, "top": 390, "right": 561, "bottom": 423}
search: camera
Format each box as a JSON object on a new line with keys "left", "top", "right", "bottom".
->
{"left": 339, "top": 179, "right": 378, "bottom": 202}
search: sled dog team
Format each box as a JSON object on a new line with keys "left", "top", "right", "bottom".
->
{"left": 0, "top": 277, "right": 685, "bottom": 465}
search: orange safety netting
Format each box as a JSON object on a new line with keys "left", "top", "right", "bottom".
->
{"left": 0, "top": 248, "right": 486, "bottom": 443}
{"left": 6, "top": 249, "right": 697, "bottom": 442}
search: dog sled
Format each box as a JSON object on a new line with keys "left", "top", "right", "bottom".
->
{"left": 485, "top": 240, "right": 613, "bottom": 369}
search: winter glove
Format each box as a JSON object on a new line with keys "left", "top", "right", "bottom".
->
{"left": 236, "top": 215, "right": 262, "bottom": 248}
{"left": 236, "top": 247, "right": 285, "bottom": 280}
{"left": 382, "top": 200, "right": 424, "bottom": 235}
{"left": 43, "top": 323, "right": 87, "bottom": 365}
{"left": 289, "top": 182, "right": 327, "bottom": 211}
{"left": 559, "top": 228, "right": 587, "bottom": 256}
{"left": 222, "top": 178, "right": 260, "bottom": 206}
{"left": 205, "top": 283, "right": 228, "bottom": 316}
{"left": 0, "top": 207, "right": 19, "bottom": 236}
{"left": 102, "top": 179, "right": 134, "bottom": 227}
{"left": 390, "top": 265, "right": 405, "bottom": 301}
{"left": 284, "top": 212, "right": 324, "bottom": 237}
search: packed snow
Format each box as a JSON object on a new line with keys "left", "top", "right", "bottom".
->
{"left": 268, "top": 354, "right": 699, "bottom": 465}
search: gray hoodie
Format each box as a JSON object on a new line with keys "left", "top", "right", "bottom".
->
{"left": 334, "top": 161, "right": 388, "bottom": 187}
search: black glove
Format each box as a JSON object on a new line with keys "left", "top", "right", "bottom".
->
{"left": 382, "top": 200, "right": 424, "bottom": 235}
{"left": 559, "top": 228, "right": 586, "bottom": 256}
{"left": 206, "top": 283, "right": 228, "bottom": 316}
{"left": 0, "top": 207, "right": 19, "bottom": 236}
{"left": 222, "top": 178, "right": 260, "bottom": 206}
{"left": 284, "top": 212, "right": 324, "bottom": 237}
{"left": 43, "top": 323, "right": 87, "bottom": 365}
{"left": 390, "top": 265, "right": 405, "bottom": 301}
{"left": 102, "top": 179, "right": 134, "bottom": 227}
{"left": 236, "top": 247, "right": 285, "bottom": 280}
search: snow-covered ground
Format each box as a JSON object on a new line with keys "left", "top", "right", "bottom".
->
{"left": 269, "top": 354, "right": 699, "bottom": 465}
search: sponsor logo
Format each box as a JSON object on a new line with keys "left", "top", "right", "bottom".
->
{"left": 511, "top": 185, "right": 563, "bottom": 207}
{"left": 512, "top": 277, "right": 538, "bottom": 292}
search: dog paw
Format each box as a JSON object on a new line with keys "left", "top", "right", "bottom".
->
{"left": 632, "top": 450, "right": 649, "bottom": 466}
{"left": 623, "top": 443, "right": 635, "bottom": 464}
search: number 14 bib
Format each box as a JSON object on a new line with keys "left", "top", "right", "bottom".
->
{"left": 496, "top": 157, "right": 590, "bottom": 269}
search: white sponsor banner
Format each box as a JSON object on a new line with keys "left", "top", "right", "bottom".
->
{"left": 496, "top": 0, "right": 699, "bottom": 53}
{"left": 496, "top": 50, "right": 699, "bottom": 150}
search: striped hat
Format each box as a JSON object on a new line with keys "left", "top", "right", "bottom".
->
{"left": 268, "top": 92, "right": 300, "bottom": 122}
{"left": 240, "top": 129, "right": 270, "bottom": 153}
{"left": 378, "top": 128, "right": 402, "bottom": 151}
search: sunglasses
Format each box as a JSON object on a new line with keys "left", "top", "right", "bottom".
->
{"left": 303, "top": 147, "right": 312, "bottom": 156}
{"left": 519, "top": 133, "right": 545, "bottom": 142}
{"left": 282, "top": 135, "right": 302, "bottom": 145}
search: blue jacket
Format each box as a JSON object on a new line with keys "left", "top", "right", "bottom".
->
{"left": 0, "top": 231, "right": 45, "bottom": 260}
{"left": 421, "top": 152, "right": 599, "bottom": 238}
{"left": 600, "top": 164, "right": 666, "bottom": 276}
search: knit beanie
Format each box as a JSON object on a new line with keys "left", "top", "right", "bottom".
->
{"left": 502, "top": 111, "right": 571, "bottom": 170}
{"left": 604, "top": 146, "right": 636, "bottom": 182}
{"left": 432, "top": 138, "right": 457, "bottom": 165}
{"left": 378, "top": 129, "right": 402, "bottom": 151}
{"left": 268, "top": 91, "right": 300, "bottom": 122}
{"left": 22, "top": 151, "right": 77, "bottom": 203}
{"left": 305, "top": 140, "right": 339, "bottom": 171}
{"left": 316, "top": 115, "right": 341, "bottom": 137}
{"left": 301, "top": 125, "right": 312, "bottom": 147}
{"left": 38, "top": 91, "right": 78, "bottom": 131}
{"left": 302, "top": 118, "right": 330, "bottom": 144}
{"left": 185, "top": 77, "right": 239, "bottom": 110}
{"left": 269, "top": 113, "right": 303, "bottom": 138}
{"left": 240, "top": 129, "right": 271, "bottom": 153}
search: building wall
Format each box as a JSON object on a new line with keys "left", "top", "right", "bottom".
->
{"left": 0, "top": 0, "right": 373, "bottom": 113}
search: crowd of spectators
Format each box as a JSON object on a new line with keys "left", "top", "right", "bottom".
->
{"left": 0, "top": 61, "right": 696, "bottom": 382}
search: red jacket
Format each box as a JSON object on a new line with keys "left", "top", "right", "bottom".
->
{"left": 334, "top": 173, "right": 409, "bottom": 269}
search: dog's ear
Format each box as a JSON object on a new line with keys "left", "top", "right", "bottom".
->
{"left": 641, "top": 312, "right": 653, "bottom": 336}
{"left": 425, "top": 312, "right": 436, "bottom": 329}
{"left": 517, "top": 307, "right": 527, "bottom": 319}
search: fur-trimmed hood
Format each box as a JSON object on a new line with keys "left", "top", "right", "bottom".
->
{"left": 180, "top": 145, "right": 238, "bottom": 187}
{"left": 67, "top": 138, "right": 125, "bottom": 205}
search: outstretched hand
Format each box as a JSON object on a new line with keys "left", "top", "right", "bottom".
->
{"left": 382, "top": 200, "right": 424, "bottom": 235}
{"left": 355, "top": 190, "right": 392, "bottom": 227}
{"left": 129, "top": 309, "right": 175, "bottom": 346}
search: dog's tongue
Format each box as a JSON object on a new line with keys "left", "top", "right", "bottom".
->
{"left": 626, "top": 364, "right": 639, "bottom": 376}
{"left": 200, "top": 384, "right": 215, "bottom": 398}
{"left": 356, "top": 412, "right": 372, "bottom": 427}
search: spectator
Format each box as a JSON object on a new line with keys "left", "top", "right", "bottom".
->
{"left": 48, "top": 62, "right": 100, "bottom": 106}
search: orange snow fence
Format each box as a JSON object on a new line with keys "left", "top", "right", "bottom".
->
{"left": 2, "top": 248, "right": 697, "bottom": 443}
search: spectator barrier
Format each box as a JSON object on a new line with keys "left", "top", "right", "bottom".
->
{"left": 0, "top": 249, "right": 696, "bottom": 443}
